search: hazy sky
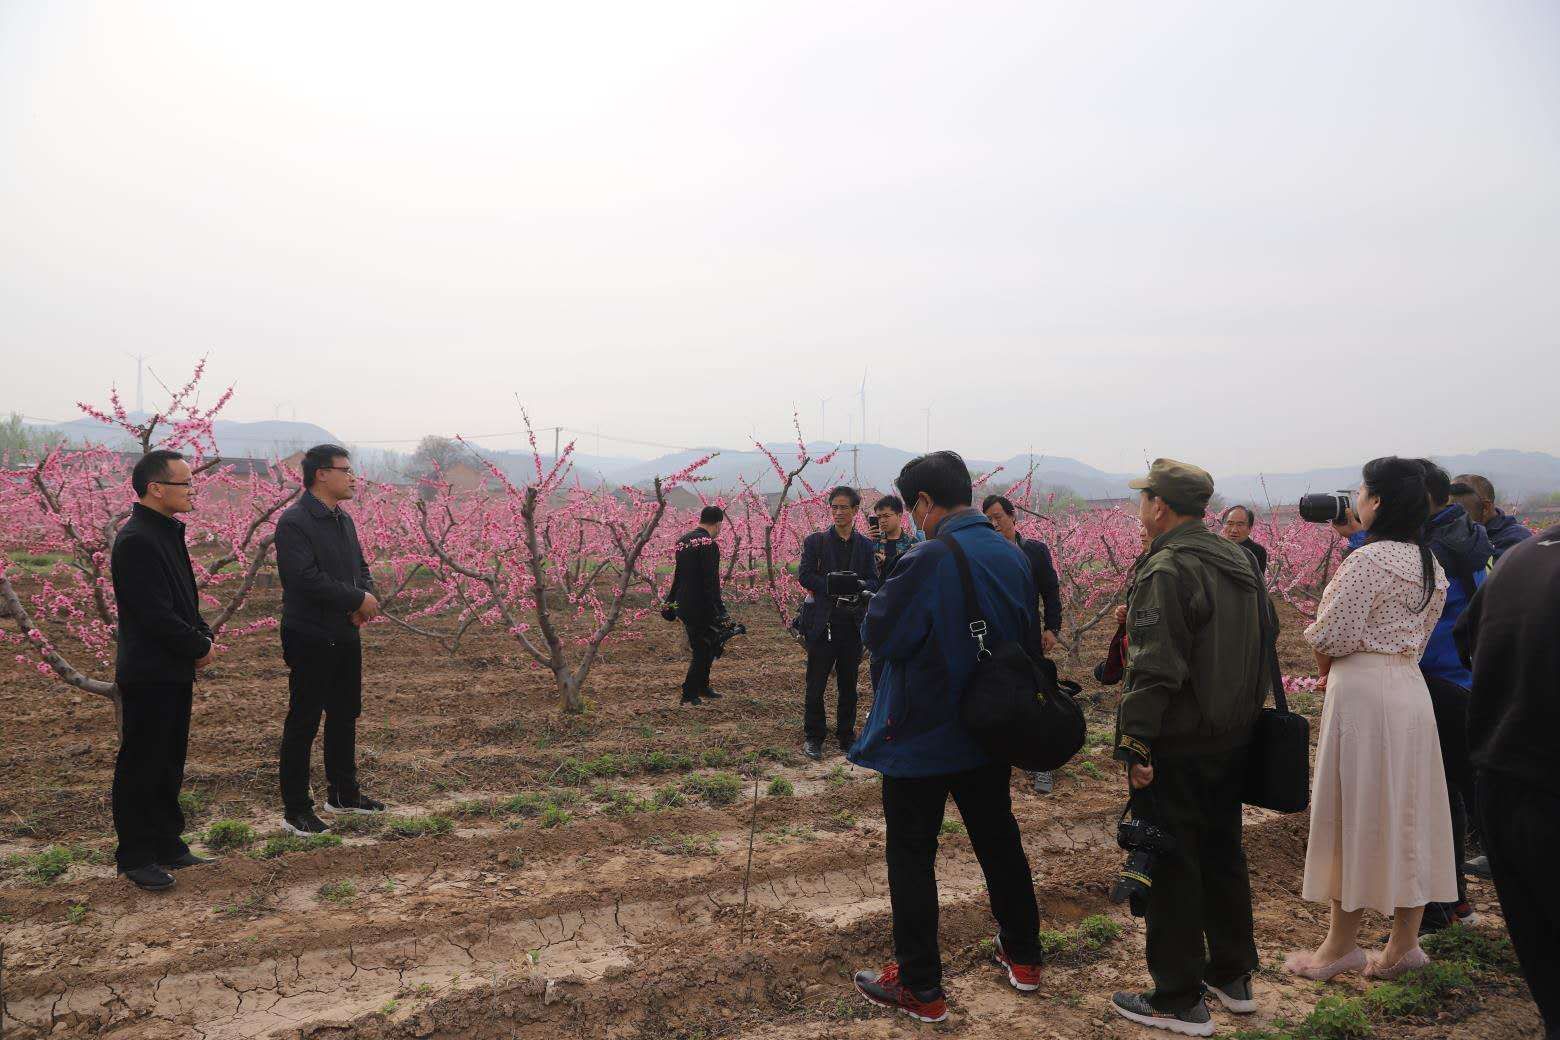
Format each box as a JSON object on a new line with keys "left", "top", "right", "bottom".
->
{"left": 3, "top": 1, "right": 1557, "bottom": 473}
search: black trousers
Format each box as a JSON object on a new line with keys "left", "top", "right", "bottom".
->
{"left": 113, "top": 681, "right": 194, "bottom": 872}
{"left": 881, "top": 761, "right": 1042, "bottom": 993}
{"left": 1132, "top": 745, "right": 1259, "bottom": 1013}
{"left": 1426, "top": 675, "right": 1473, "bottom": 908}
{"left": 681, "top": 619, "right": 716, "bottom": 698}
{"left": 804, "top": 620, "right": 861, "bottom": 741}
{"left": 1478, "top": 770, "right": 1560, "bottom": 1039}
{"left": 279, "top": 629, "right": 363, "bottom": 815}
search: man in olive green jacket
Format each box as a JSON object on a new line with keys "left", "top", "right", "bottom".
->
{"left": 1109, "top": 459, "right": 1270, "bottom": 1038}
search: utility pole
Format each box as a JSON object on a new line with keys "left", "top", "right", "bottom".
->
{"left": 851, "top": 444, "right": 859, "bottom": 485}
{"left": 126, "top": 353, "right": 147, "bottom": 414}
{"left": 553, "top": 427, "right": 560, "bottom": 462}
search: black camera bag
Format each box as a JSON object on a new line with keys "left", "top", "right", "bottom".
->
{"left": 940, "top": 531, "right": 1085, "bottom": 772}
{"left": 1242, "top": 555, "right": 1311, "bottom": 813}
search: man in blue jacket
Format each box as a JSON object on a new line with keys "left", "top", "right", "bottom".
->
{"left": 796, "top": 486, "right": 878, "bottom": 760}
{"left": 848, "top": 452, "right": 1044, "bottom": 1023}
{"left": 1452, "top": 474, "right": 1531, "bottom": 560}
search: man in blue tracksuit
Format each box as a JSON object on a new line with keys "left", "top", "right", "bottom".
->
{"left": 848, "top": 451, "right": 1044, "bottom": 1023}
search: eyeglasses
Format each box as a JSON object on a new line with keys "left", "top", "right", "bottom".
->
{"left": 317, "top": 466, "right": 355, "bottom": 476}
{"left": 152, "top": 480, "right": 193, "bottom": 488}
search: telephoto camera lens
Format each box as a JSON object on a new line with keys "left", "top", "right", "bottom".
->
{"left": 1110, "top": 815, "right": 1176, "bottom": 918}
{"left": 1297, "top": 491, "right": 1352, "bottom": 523}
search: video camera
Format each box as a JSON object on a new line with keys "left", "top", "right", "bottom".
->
{"left": 1110, "top": 804, "right": 1176, "bottom": 918}
{"left": 825, "top": 571, "right": 871, "bottom": 610}
{"left": 1298, "top": 490, "right": 1353, "bottom": 524}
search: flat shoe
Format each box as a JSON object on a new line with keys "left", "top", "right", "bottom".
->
{"left": 1283, "top": 947, "right": 1366, "bottom": 981}
{"left": 1366, "top": 946, "right": 1429, "bottom": 980}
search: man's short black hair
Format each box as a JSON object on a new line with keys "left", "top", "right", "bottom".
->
{"left": 131, "top": 449, "right": 186, "bottom": 497}
{"left": 1142, "top": 488, "right": 1202, "bottom": 518}
{"left": 873, "top": 495, "right": 903, "bottom": 514}
{"left": 981, "top": 494, "right": 1016, "bottom": 517}
{"left": 1416, "top": 459, "right": 1452, "bottom": 507}
{"left": 699, "top": 505, "right": 725, "bottom": 525}
{"left": 828, "top": 485, "right": 860, "bottom": 508}
{"left": 1221, "top": 504, "right": 1256, "bottom": 525}
{"left": 897, "top": 451, "right": 972, "bottom": 511}
{"left": 302, "top": 444, "right": 350, "bottom": 488}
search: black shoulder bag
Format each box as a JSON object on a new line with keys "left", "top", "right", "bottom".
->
{"left": 941, "top": 532, "right": 1086, "bottom": 772}
{"left": 1242, "top": 557, "right": 1311, "bottom": 813}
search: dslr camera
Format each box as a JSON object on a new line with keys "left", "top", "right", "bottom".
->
{"left": 1110, "top": 808, "right": 1176, "bottom": 917}
{"left": 710, "top": 614, "right": 747, "bottom": 657}
{"left": 825, "top": 571, "right": 870, "bottom": 611}
{"left": 1298, "top": 490, "right": 1353, "bottom": 524}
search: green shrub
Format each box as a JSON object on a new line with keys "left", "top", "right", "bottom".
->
{"left": 10, "top": 845, "right": 81, "bottom": 885}
{"left": 1030, "top": 914, "right": 1124, "bottom": 965}
{"left": 451, "top": 799, "right": 494, "bottom": 818}
{"left": 939, "top": 818, "right": 966, "bottom": 837}
{"left": 700, "top": 748, "right": 731, "bottom": 768}
{"left": 1362, "top": 959, "right": 1474, "bottom": 1019}
{"left": 318, "top": 880, "right": 357, "bottom": 903}
{"left": 383, "top": 815, "right": 454, "bottom": 840}
{"left": 66, "top": 903, "right": 88, "bottom": 925}
{"left": 654, "top": 786, "right": 687, "bottom": 808}
{"left": 203, "top": 820, "right": 256, "bottom": 851}
{"left": 1421, "top": 924, "right": 1521, "bottom": 975}
{"left": 501, "top": 793, "right": 545, "bottom": 817}
{"left": 1297, "top": 995, "right": 1371, "bottom": 1040}
{"left": 177, "top": 789, "right": 209, "bottom": 818}
{"left": 327, "top": 813, "right": 383, "bottom": 835}
{"left": 540, "top": 805, "right": 572, "bottom": 828}
{"left": 646, "top": 750, "right": 695, "bottom": 773}
{"left": 766, "top": 777, "right": 795, "bottom": 797}
{"left": 605, "top": 790, "right": 652, "bottom": 816}
{"left": 825, "top": 765, "right": 851, "bottom": 787}
{"left": 554, "top": 757, "right": 589, "bottom": 785}
{"left": 258, "top": 833, "right": 342, "bottom": 858}
{"left": 683, "top": 771, "right": 743, "bottom": 806}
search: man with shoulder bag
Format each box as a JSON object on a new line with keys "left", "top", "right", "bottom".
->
{"left": 1109, "top": 460, "right": 1269, "bottom": 1037}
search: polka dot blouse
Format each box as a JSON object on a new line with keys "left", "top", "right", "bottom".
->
{"left": 1303, "top": 540, "right": 1448, "bottom": 658}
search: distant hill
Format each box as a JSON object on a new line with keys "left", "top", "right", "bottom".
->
{"left": 35, "top": 414, "right": 343, "bottom": 459}
{"left": 1218, "top": 450, "right": 1560, "bottom": 507}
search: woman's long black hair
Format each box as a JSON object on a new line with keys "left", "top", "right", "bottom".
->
{"left": 1361, "top": 456, "right": 1436, "bottom": 612}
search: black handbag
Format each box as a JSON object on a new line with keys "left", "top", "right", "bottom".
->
{"left": 1243, "top": 557, "right": 1311, "bottom": 813}
{"left": 941, "top": 532, "right": 1086, "bottom": 772}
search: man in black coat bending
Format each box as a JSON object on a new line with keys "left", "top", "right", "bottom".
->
{"left": 110, "top": 450, "right": 216, "bottom": 891}
{"left": 667, "top": 505, "right": 727, "bottom": 705}
{"left": 275, "top": 444, "right": 382, "bottom": 836}
{"left": 796, "top": 486, "right": 879, "bottom": 761}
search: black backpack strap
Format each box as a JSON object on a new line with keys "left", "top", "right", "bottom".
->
{"left": 937, "top": 532, "right": 991, "bottom": 660}
{"left": 1246, "top": 548, "right": 1288, "bottom": 713}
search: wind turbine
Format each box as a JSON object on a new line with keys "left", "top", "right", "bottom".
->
{"left": 858, "top": 368, "right": 868, "bottom": 446}
{"left": 125, "top": 353, "right": 148, "bottom": 415}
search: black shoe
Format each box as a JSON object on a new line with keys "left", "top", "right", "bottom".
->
{"left": 1031, "top": 770, "right": 1055, "bottom": 795}
{"left": 124, "top": 864, "right": 176, "bottom": 891}
{"left": 853, "top": 964, "right": 948, "bottom": 1023}
{"left": 680, "top": 693, "right": 703, "bottom": 706}
{"left": 837, "top": 733, "right": 856, "bottom": 752}
{"left": 161, "top": 852, "right": 214, "bottom": 870}
{"left": 1463, "top": 854, "right": 1492, "bottom": 879}
{"left": 701, "top": 688, "right": 723, "bottom": 700}
{"left": 803, "top": 738, "right": 823, "bottom": 761}
{"left": 1205, "top": 974, "right": 1257, "bottom": 1014}
{"left": 283, "top": 810, "right": 331, "bottom": 836}
{"left": 325, "top": 791, "right": 386, "bottom": 814}
{"left": 1110, "top": 992, "right": 1213, "bottom": 1036}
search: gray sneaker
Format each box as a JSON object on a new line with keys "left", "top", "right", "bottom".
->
{"left": 1031, "top": 770, "right": 1054, "bottom": 795}
{"left": 1206, "top": 974, "right": 1257, "bottom": 1014}
{"left": 1110, "top": 992, "right": 1213, "bottom": 1037}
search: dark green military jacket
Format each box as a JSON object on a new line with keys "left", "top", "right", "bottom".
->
{"left": 1114, "top": 520, "right": 1272, "bottom": 765}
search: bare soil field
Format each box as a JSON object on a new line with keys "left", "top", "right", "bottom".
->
{"left": 0, "top": 587, "right": 1543, "bottom": 1039}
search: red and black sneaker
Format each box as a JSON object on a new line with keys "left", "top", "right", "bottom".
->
{"left": 994, "top": 935, "right": 1042, "bottom": 992}
{"left": 853, "top": 963, "right": 949, "bottom": 1023}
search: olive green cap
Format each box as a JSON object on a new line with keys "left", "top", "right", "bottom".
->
{"left": 1128, "top": 458, "right": 1215, "bottom": 512}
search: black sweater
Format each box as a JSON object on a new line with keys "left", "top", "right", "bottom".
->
{"left": 110, "top": 503, "right": 213, "bottom": 684}
{"left": 1455, "top": 524, "right": 1560, "bottom": 795}
{"left": 668, "top": 528, "right": 723, "bottom": 624}
{"left": 275, "top": 491, "right": 374, "bottom": 641}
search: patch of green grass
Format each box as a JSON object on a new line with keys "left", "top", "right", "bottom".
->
{"left": 1078, "top": 760, "right": 1105, "bottom": 780}
{"left": 648, "top": 833, "right": 717, "bottom": 857}
{"left": 828, "top": 810, "right": 857, "bottom": 830}
{"left": 451, "top": 799, "right": 496, "bottom": 818}
{"left": 203, "top": 820, "right": 255, "bottom": 851}
{"left": 218, "top": 892, "right": 271, "bottom": 917}
{"left": 177, "top": 789, "right": 209, "bottom": 819}
{"left": 824, "top": 764, "right": 851, "bottom": 787}
{"left": 66, "top": 903, "right": 88, "bottom": 925}
{"left": 380, "top": 999, "right": 399, "bottom": 1015}
{"left": 603, "top": 790, "right": 653, "bottom": 816}
{"left": 646, "top": 750, "right": 695, "bottom": 774}
{"left": 700, "top": 747, "right": 731, "bottom": 768}
{"left": 766, "top": 777, "right": 795, "bottom": 797}
{"left": 257, "top": 832, "right": 343, "bottom": 859}
{"left": 1033, "top": 914, "right": 1123, "bottom": 966}
{"left": 327, "top": 813, "right": 384, "bottom": 835}
{"left": 6, "top": 845, "right": 83, "bottom": 885}
{"left": 500, "top": 792, "right": 546, "bottom": 817}
{"left": 682, "top": 771, "right": 743, "bottom": 806}
{"left": 1421, "top": 924, "right": 1521, "bottom": 975}
{"left": 938, "top": 818, "right": 967, "bottom": 837}
{"left": 383, "top": 815, "right": 454, "bottom": 840}
{"left": 539, "top": 805, "right": 572, "bottom": 828}
{"left": 318, "top": 880, "right": 357, "bottom": 903}
{"left": 653, "top": 786, "right": 687, "bottom": 808}
{"left": 759, "top": 746, "right": 801, "bottom": 767}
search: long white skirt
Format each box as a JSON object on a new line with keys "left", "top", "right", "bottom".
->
{"left": 1301, "top": 651, "right": 1457, "bottom": 914}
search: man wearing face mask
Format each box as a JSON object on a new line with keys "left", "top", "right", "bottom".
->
{"left": 796, "top": 486, "right": 879, "bottom": 761}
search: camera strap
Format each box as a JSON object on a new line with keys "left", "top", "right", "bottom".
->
{"left": 937, "top": 532, "right": 991, "bottom": 660}
{"left": 1247, "top": 550, "right": 1288, "bottom": 714}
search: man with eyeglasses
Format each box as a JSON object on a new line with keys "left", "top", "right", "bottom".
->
{"left": 1218, "top": 505, "right": 1268, "bottom": 577}
{"left": 109, "top": 450, "right": 216, "bottom": 891}
{"left": 275, "top": 444, "right": 383, "bottom": 836}
{"left": 796, "top": 486, "right": 879, "bottom": 761}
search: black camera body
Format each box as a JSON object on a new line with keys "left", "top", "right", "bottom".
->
{"left": 710, "top": 615, "right": 746, "bottom": 657}
{"left": 1298, "top": 490, "right": 1352, "bottom": 524}
{"left": 1110, "top": 813, "right": 1176, "bottom": 917}
{"left": 825, "top": 570, "right": 871, "bottom": 610}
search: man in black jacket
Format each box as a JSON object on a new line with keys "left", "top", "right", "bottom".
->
{"left": 983, "top": 495, "right": 1064, "bottom": 794}
{"left": 1455, "top": 523, "right": 1560, "bottom": 1038}
{"left": 796, "top": 486, "right": 879, "bottom": 761}
{"left": 110, "top": 450, "right": 215, "bottom": 891}
{"left": 667, "top": 506, "right": 726, "bottom": 706}
{"left": 1218, "top": 505, "right": 1268, "bottom": 576}
{"left": 275, "top": 444, "right": 382, "bottom": 836}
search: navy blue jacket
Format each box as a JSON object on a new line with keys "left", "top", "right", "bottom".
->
{"left": 1422, "top": 504, "right": 1491, "bottom": 688}
{"left": 1484, "top": 512, "right": 1531, "bottom": 560}
{"left": 275, "top": 491, "right": 375, "bottom": 642}
{"left": 795, "top": 527, "right": 878, "bottom": 647}
{"left": 1015, "top": 534, "right": 1063, "bottom": 635}
{"left": 848, "top": 509, "right": 1037, "bottom": 778}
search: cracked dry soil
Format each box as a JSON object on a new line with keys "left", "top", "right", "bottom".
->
{"left": 0, "top": 587, "right": 1546, "bottom": 1039}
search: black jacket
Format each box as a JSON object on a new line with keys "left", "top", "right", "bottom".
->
{"left": 110, "top": 504, "right": 213, "bottom": 684}
{"left": 1455, "top": 524, "right": 1560, "bottom": 796}
{"left": 275, "top": 491, "right": 374, "bottom": 641}
{"left": 796, "top": 528, "right": 879, "bottom": 647}
{"left": 668, "top": 528, "right": 724, "bottom": 624}
{"left": 1015, "top": 534, "right": 1063, "bottom": 635}
{"left": 1238, "top": 538, "right": 1269, "bottom": 576}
